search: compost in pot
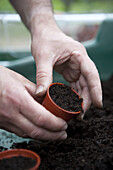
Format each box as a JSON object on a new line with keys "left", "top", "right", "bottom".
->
{"left": 0, "top": 155, "right": 36, "bottom": 170}
{"left": 42, "top": 83, "right": 83, "bottom": 121}
{"left": 49, "top": 83, "right": 83, "bottom": 112}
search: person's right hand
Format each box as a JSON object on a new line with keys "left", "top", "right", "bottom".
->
{"left": 0, "top": 66, "right": 67, "bottom": 140}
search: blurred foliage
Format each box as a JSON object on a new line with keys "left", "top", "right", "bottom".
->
{"left": 61, "top": 0, "right": 74, "bottom": 11}
{"left": 52, "top": 0, "right": 113, "bottom": 13}
{"left": 0, "top": 0, "right": 113, "bottom": 13}
{"left": 0, "top": 0, "right": 15, "bottom": 13}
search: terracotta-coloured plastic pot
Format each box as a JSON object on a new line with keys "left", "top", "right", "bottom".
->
{"left": 0, "top": 149, "right": 41, "bottom": 170}
{"left": 42, "top": 83, "right": 83, "bottom": 122}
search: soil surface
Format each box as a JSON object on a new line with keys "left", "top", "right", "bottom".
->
{"left": 49, "top": 84, "right": 83, "bottom": 112}
{"left": 1, "top": 76, "right": 113, "bottom": 170}
{"left": 0, "top": 156, "right": 36, "bottom": 170}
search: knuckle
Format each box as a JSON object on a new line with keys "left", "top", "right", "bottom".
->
{"left": 36, "top": 113, "right": 46, "bottom": 127}
{"left": 2, "top": 87, "right": 19, "bottom": 105}
{"left": 36, "top": 70, "right": 48, "bottom": 80}
{"left": 84, "top": 67, "right": 90, "bottom": 75}
{"left": 85, "top": 68, "right": 94, "bottom": 78}
{"left": 0, "top": 96, "right": 14, "bottom": 121}
{"left": 90, "top": 64, "right": 98, "bottom": 76}
{"left": 29, "top": 129, "right": 42, "bottom": 139}
{"left": 76, "top": 41, "right": 87, "bottom": 53}
{"left": 0, "top": 109, "right": 9, "bottom": 120}
{"left": 36, "top": 68, "right": 52, "bottom": 83}
{"left": 84, "top": 60, "right": 97, "bottom": 76}
{"left": 37, "top": 64, "right": 51, "bottom": 76}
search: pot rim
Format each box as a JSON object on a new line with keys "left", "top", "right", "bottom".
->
{"left": 47, "top": 82, "right": 83, "bottom": 115}
{"left": 0, "top": 149, "right": 41, "bottom": 170}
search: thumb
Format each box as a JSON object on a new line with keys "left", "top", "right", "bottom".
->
{"left": 35, "top": 59, "right": 53, "bottom": 97}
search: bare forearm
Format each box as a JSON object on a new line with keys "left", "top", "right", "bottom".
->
{"left": 9, "top": 0, "right": 54, "bottom": 31}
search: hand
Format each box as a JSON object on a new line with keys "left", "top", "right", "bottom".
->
{"left": 0, "top": 66, "right": 67, "bottom": 140}
{"left": 31, "top": 22, "right": 102, "bottom": 119}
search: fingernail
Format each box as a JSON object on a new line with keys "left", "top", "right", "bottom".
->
{"left": 81, "top": 113, "right": 85, "bottom": 120}
{"left": 61, "top": 132, "right": 67, "bottom": 140}
{"left": 96, "top": 98, "right": 103, "bottom": 108}
{"left": 76, "top": 113, "right": 84, "bottom": 121}
{"left": 98, "top": 94, "right": 103, "bottom": 108}
{"left": 36, "top": 85, "right": 44, "bottom": 95}
{"left": 100, "top": 100, "right": 103, "bottom": 108}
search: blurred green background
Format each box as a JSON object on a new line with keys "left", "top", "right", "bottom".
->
{"left": 0, "top": 0, "right": 113, "bottom": 13}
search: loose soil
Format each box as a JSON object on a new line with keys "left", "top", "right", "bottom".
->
{"left": 0, "top": 155, "right": 36, "bottom": 170}
{"left": 1, "top": 76, "right": 113, "bottom": 170}
{"left": 49, "top": 84, "right": 83, "bottom": 112}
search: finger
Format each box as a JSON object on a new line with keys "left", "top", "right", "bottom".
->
{"left": 19, "top": 91, "right": 68, "bottom": 132}
{"left": 79, "top": 75, "right": 91, "bottom": 112}
{"left": 70, "top": 82, "right": 77, "bottom": 92}
{"left": 35, "top": 56, "right": 53, "bottom": 97}
{"left": 75, "top": 75, "right": 91, "bottom": 120}
{"left": 16, "top": 73, "right": 37, "bottom": 99}
{"left": 14, "top": 114, "right": 67, "bottom": 141}
{"left": 75, "top": 81, "right": 82, "bottom": 96}
{"left": 0, "top": 122, "right": 27, "bottom": 138}
{"left": 75, "top": 86, "right": 91, "bottom": 121}
{"left": 80, "top": 56, "right": 103, "bottom": 108}
{"left": 22, "top": 77, "right": 37, "bottom": 98}
{"left": 70, "top": 81, "right": 82, "bottom": 96}
{"left": 22, "top": 77, "right": 42, "bottom": 103}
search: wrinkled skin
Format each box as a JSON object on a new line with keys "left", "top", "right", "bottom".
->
{"left": 31, "top": 22, "right": 102, "bottom": 120}
{"left": 0, "top": 66, "right": 67, "bottom": 140}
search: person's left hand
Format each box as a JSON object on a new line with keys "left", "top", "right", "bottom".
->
{"left": 31, "top": 21, "right": 102, "bottom": 120}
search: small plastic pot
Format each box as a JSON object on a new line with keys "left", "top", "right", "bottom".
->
{"left": 0, "top": 149, "right": 41, "bottom": 170}
{"left": 42, "top": 83, "right": 83, "bottom": 122}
